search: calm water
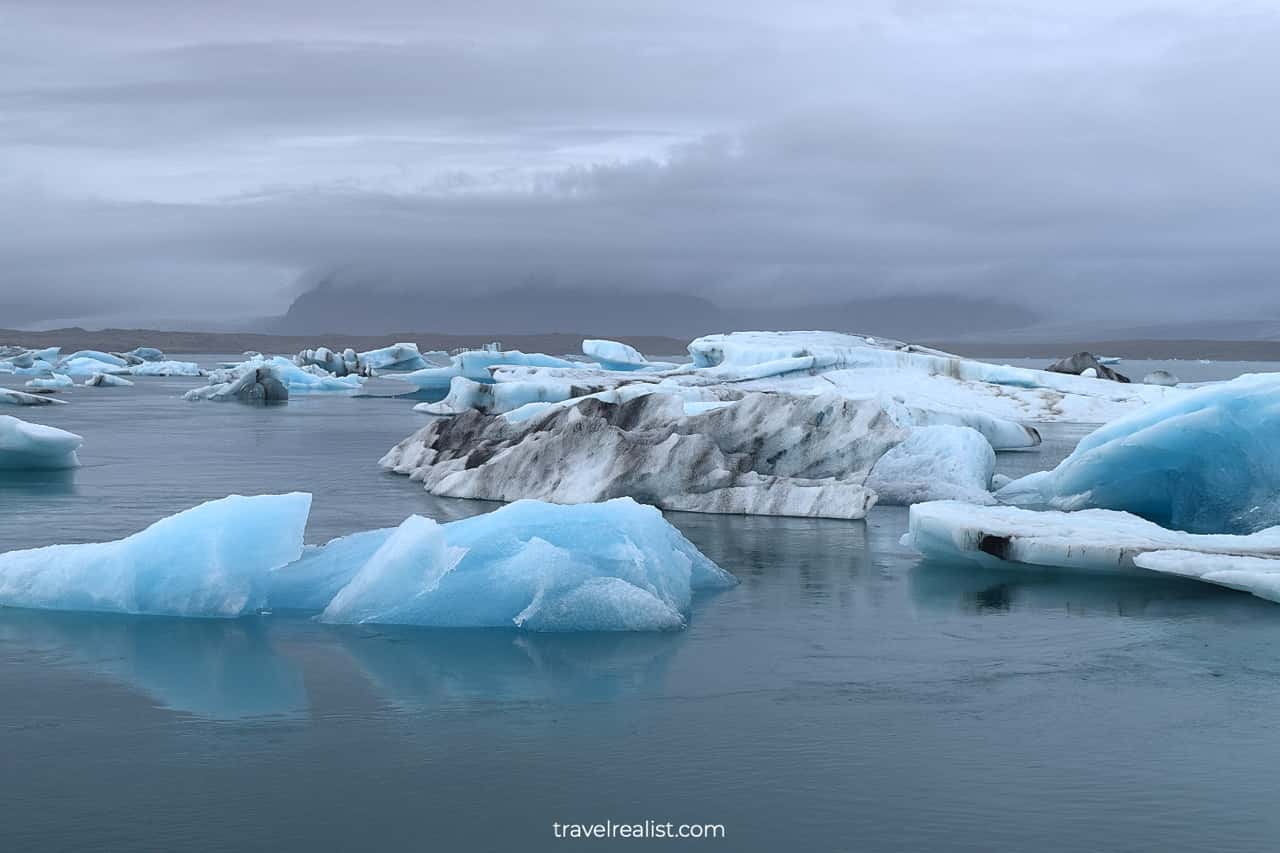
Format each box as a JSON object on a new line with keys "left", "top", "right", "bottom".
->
{"left": 4, "top": 358, "right": 1280, "bottom": 852}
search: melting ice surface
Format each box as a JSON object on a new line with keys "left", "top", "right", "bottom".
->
{"left": 273, "top": 497, "right": 736, "bottom": 631}
{"left": 0, "top": 493, "right": 311, "bottom": 617}
{"left": 0, "top": 415, "right": 82, "bottom": 469}
{"left": 997, "top": 373, "right": 1280, "bottom": 533}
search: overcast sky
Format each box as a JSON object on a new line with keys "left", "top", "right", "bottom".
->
{"left": 3, "top": 0, "right": 1279, "bottom": 332}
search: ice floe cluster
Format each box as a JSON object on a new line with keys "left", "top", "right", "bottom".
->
{"left": 0, "top": 493, "right": 734, "bottom": 630}
{"left": 0, "top": 345, "right": 202, "bottom": 388}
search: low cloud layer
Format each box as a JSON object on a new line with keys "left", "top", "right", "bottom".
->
{"left": 3, "top": 1, "right": 1279, "bottom": 335}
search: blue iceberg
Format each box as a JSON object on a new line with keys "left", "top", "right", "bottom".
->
{"left": 25, "top": 373, "right": 74, "bottom": 390}
{"left": 390, "top": 350, "right": 582, "bottom": 391}
{"left": 997, "top": 374, "right": 1280, "bottom": 533}
{"left": 272, "top": 498, "right": 736, "bottom": 631}
{"left": 0, "top": 415, "right": 82, "bottom": 469}
{"left": 0, "top": 493, "right": 311, "bottom": 617}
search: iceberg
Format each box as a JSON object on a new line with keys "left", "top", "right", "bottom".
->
{"left": 996, "top": 374, "right": 1280, "bottom": 534}
{"left": 413, "top": 375, "right": 579, "bottom": 416}
{"left": 389, "top": 350, "right": 582, "bottom": 392}
{"left": 128, "top": 347, "right": 165, "bottom": 362}
{"left": 185, "top": 356, "right": 360, "bottom": 401}
{"left": 903, "top": 500, "right": 1280, "bottom": 606}
{"left": 581, "top": 339, "right": 676, "bottom": 371}
{"left": 295, "top": 342, "right": 430, "bottom": 376}
{"left": 59, "top": 357, "right": 131, "bottom": 377}
{"left": 25, "top": 373, "right": 74, "bottom": 390}
{"left": 0, "top": 493, "right": 311, "bottom": 617}
{"left": 383, "top": 391, "right": 998, "bottom": 518}
{"left": 866, "top": 425, "right": 995, "bottom": 506}
{"left": 0, "top": 388, "right": 67, "bottom": 406}
{"left": 60, "top": 350, "right": 128, "bottom": 369}
{"left": 270, "top": 498, "right": 735, "bottom": 631}
{"left": 128, "top": 360, "right": 203, "bottom": 377}
{"left": 358, "top": 342, "right": 431, "bottom": 372}
{"left": 84, "top": 372, "right": 135, "bottom": 387}
{"left": 0, "top": 415, "right": 82, "bottom": 469}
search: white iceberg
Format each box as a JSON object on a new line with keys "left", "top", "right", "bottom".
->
{"left": 996, "top": 374, "right": 1280, "bottom": 533}
{"left": 389, "top": 350, "right": 582, "bottom": 392}
{"left": 581, "top": 339, "right": 676, "bottom": 371}
{"left": 185, "top": 356, "right": 360, "bottom": 401}
{"left": 271, "top": 497, "right": 735, "bottom": 631}
{"left": 0, "top": 388, "right": 67, "bottom": 407}
{"left": 128, "top": 360, "right": 203, "bottom": 377}
{"left": 866, "top": 425, "right": 996, "bottom": 506}
{"left": 59, "top": 357, "right": 131, "bottom": 377}
{"left": 25, "top": 373, "right": 74, "bottom": 390}
{"left": 903, "top": 500, "right": 1280, "bottom": 606}
{"left": 0, "top": 493, "right": 311, "bottom": 617}
{"left": 0, "top": 415, "right": 82, "bottom": 469}
{"left": 60, "top": 350, "right": 129, "bottom": 369}
{"left": 84, "top": 373, "right": 135, "bottom": 387}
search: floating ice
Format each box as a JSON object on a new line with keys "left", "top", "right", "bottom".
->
{"left": 0, "top": 415, "right": 82, "bottom": 469}
{"left": 1143, "top": 369, "right": 1180, "bottom": 387}
{"left": 128, "top": 347, "right": 165, "bottom": 362}
{"left": 0, "top": 493, "right": 311, "bottom": 617}
{"left": 359, "top": 342, "right": 431, "bottom": 372}
{"left": 382, "top": 391, "right": 996, "bottom": 518}
{"left": 59, "top": 357, "right": 130, "bottom": 377}
{"left": 184, "top": 365, "right": 290, "bottom": 402}
{"left": 414, "top": 375, "right": 578, "bottom": 416}
{"left": 129, "top": 360, "right": 203, "bottom": 377}
{"left": 996, "top": 374, "right": 1280, "bottom": 533}
{"left": 866, "top": 425, "right": 995, "bottom": 506}
{"left": 903, "top": 500, "right": 1280, "bottom": 605}
{"left": 269, "top": 498, "right": 735, "bottom": 631}
{"left": 390, "top": 350, "right": 582, "bottom": 391}
{"left": 61, "top": 350, "right": 128, "bottom": 369}
{"left": 25, "top": 373, "right": 74, "bottom": 390}
{"left": 0, "top": 388, "right": 66, "bottom": 406}
{"left": 84, "top": 373, "right": 135, "bottom": 387}
{"left": 185, "top": 356, "right": 360, "bottom": 401}
{"left": 581, "top": 339, "right": 676, "bottom": 371}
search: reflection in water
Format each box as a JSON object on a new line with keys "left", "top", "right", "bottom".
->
{"left": 908, "top": 560, "right": 1253, "bottom": 617}
{"left": 335, "top": 626, "right": 685, "bottom": 709}
{"left": 0, "top": 609, "right": 307, "bottom": 720}
{"left": 0, "top": 467, "right": 78, "bottom": 497}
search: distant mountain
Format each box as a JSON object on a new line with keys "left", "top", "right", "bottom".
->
{"left": 277, "top": 281, "right": 1039, "bottom": 340}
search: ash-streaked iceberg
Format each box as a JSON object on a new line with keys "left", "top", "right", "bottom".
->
{"left": 384, "top": 391, "right": 998, "bottom": 518}
{"left": 996, "top": 374, "right": 1280, "bottom": 534}
{"left": 903, "top": 500, "right": 1280, "bottom": 606}
{"left": 0, "top": 493, "right": 311, "bottom": 617}
{"left": 0, "top": 415, "right": 82, "bottom": 469}
{"left": 269, "top": 497, "right": 735, "bottom": 631}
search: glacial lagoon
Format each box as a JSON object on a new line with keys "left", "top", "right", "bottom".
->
{"left": 4, "top": 359, "right": 1280, "bottom": 851}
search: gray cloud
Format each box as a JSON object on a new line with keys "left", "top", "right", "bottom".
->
{"left": 2, "top": 0, "right": 1279, "bottom": 334}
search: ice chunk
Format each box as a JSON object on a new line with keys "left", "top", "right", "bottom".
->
{"left": 185, "top": 356, "right": 359, "bottom": 401}
{"left": 903, "top": 500, "right": 1280, "bottom": 575}
{"left": 581, "top": 339, "right": 676, "bottom": 371}
{"left": 1142, "top": 369, "right": 1180, "bottom": 386}
{"left": 414, "top": 375, "right": 577, "bottom": 416}
{"left": 25, "top": 373, "right": 74, "bottom": 390}
{"left": 269, "top": 526, "right": 394, "bottom": 611}
{"left": 59, "top": 357, "right": 131, "bottom": 377}
{"left": 84, "top": 373, "right": 135, "bottom": 387}
{"left": 0, "top": 415, "right": 82, "bottom": 469}
{"left": 128, "top": 347, "right": 165, "bottom": 362}
{"left": 996, "top": 374, "right": 1280, "bottom": 533}
{"left": 60, "top": 350, "right": 128, "bottom": 368}
{"left": 1133, "top": 551, "right": 1280, "bottom": 604}
{"left": 382, "top": 391, "right": 902, "bottom": 519}
{"left": 389, "top": 350, "right": 582, "bottom": 391}
{"left": 272, "top": 498, "right": 735, "bottom": 631}
{"left": 0, "top": 493, "right": 311, "bottom": 617}
{"left": 358, "top": 342, "right": 430, "bottom": 372}
{"left": 0, "top": 388, "right": 67, "bottom": 406}
{"left": 184, "top": 365, "right": 290, "bottom": 403}
{"left": 128, "top": 360, "right": 203, "bottom": 377}
{"left": 866, "top": 425, "right": 995, "bottom": 505}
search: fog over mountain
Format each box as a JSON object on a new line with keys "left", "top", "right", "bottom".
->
{"left": 4, "top": 1, "right": 1280, "bottom": 337}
